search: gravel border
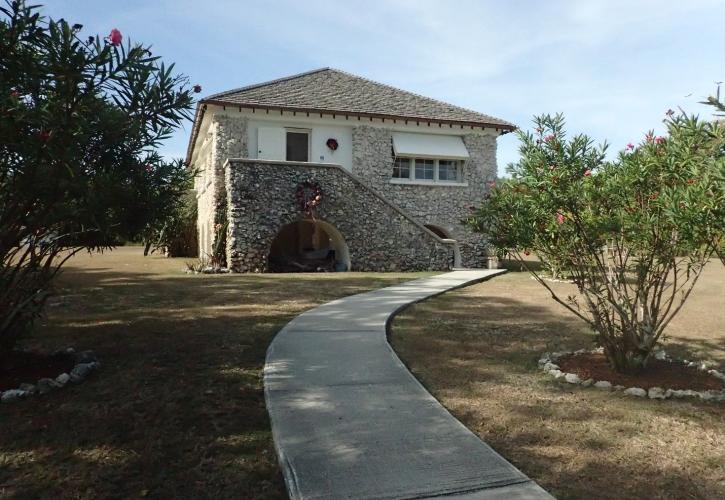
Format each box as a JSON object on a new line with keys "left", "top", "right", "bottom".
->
{"left": 0, "top": 348, "right": 100, "bottom": 404}
{"left": 538, "top": 348, "right": 725, "bottom": 402}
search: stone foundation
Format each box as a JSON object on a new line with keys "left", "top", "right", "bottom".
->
{"left": 224, "top": 160, "right": 454, "bottom": 272}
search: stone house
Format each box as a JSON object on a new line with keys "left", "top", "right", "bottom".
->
{"left": 185, "top": 68, "right": 515, "bottom": 272}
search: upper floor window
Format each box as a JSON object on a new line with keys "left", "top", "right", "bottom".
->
{"left": 286, "top": 129, "right": 309, "bottom": 162}
{"left": 437, "top": 159, "right": 461, "bottom": 182}
{"left": 415, "top": 159, "right": 435, "bottom": 180}
{"left": 393, "top": 157, "right": 411, "bottom": 179}
{"left": 392, "top": 157, "right": 462, "bottom": 183}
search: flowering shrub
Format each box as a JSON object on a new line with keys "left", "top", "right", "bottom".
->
{"left": 0, "top": 1, "right": 196, "bottom": 361}
{"left": 469, "top": 113, "right": 724, "bottom": 374}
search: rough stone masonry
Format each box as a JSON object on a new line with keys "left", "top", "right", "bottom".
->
{"left": 224, "top": 159, "right": 454, "bottom": 272}
{"left": 198, "top": 112, "right": 499, "bottom": 272}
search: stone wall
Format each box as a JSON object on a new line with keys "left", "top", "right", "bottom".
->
{"left": 351, "top": 125, "right": 496, "bottom": 267}
{"left": 224, "top": 160, "right": 454, "bottom": 272}
{"left": 192, "top": 112, "right": 248, "bottom": 257}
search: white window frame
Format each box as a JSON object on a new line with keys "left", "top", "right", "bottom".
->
{"left": 390, "top": 156, "right": 467, "bottom": 186}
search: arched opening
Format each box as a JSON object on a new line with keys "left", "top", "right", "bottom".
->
{"left": 424, "top": 224, "right": 462, "bottom": 268}
{"left": 268, "top": 219, "right": 350, "bottom": 272}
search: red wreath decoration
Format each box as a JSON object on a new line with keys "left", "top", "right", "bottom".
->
{"left": 326, "top": 138, "right": 339, "bottom": 151}
{"left": 295, "top": 179, "right": 323, "bottom": 215}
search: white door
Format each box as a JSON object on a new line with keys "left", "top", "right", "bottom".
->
{"left": 257, "top": 127, "right": 285, "bottom": 160}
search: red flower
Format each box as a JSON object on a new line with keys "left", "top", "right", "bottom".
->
{"left": 524, "top": 250, "right": 531, "bottom": 256}
{"left": 583, "top": 169, "right": 592, "bottom": 177}
{"left": 193, "top": 84, "right": 202, "bottom": 93}
{"left": 108, "top": 28, "right": 122, "bottom": 46}
{"left": 626, "top": 143, "right": 634, "bottom": 150}
{"left": 654, "top": 136, "right": 664, "bottom": 145}
{"left": 38, "top": 130, "right": 51, "bottom": 142}
{"left": 687, "top": 178, "right": 696, "bottom": 185}
{"left": 556, "top": 212, "right": 565, "bottom": 224}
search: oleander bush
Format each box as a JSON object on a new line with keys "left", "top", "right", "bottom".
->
{"left": 469, "top": 112, "right": 724, "bottom": 373}
{"left": 0, "top": 1, "right": 196, "bottom": 363}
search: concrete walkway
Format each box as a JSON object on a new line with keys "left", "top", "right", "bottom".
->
{"left": 264, "top": 270, "right": 554, "bottom": 500}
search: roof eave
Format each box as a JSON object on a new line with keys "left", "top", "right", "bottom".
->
{"left": 185, "top": 99, "right": 517, "bottom": 165}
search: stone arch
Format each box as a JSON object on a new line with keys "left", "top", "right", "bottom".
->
{"left": 268, "top": 218, "right": 351, "bottom": 272}
{"left": 424, "top": 224, "right": 461, "bottom": 268}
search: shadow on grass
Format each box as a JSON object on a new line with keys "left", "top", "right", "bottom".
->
{"left": 1, "top": 264, "right": 424, "bottom": 499}
{"left": 391, "top": 284, "right": 725, "bottom": 500}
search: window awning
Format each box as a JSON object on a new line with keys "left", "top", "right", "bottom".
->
{"left": 392, "top": 132, "right": 470, "bottom": 160}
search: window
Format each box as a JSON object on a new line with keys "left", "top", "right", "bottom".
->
{"left": 393, "top": 157, "right": 410, "bottom": 179}
{"left": 286, "top": 130, "right": 309, "bottom": 162}
{"left": 392, "top": 157, "right": 464, "bottom": 184}
{"left": 415, "top": 159, "right": 434, "bottom": 180}
{"left": 438, "top": 160, "right": 461, "bottom": 182}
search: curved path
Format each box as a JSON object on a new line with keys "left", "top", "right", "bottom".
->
{"left": 264, "top": 270, "right": 554, "bottom": 499}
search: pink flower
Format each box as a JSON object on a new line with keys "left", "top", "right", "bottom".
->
{"left": 10, "top": 90, "right": 19, "bottom": 98}
{"left": 626, "top": 143, "right": 634, "bottom": 150}
{"left": 654, "top": 136, "right": 664, "bottom": 145}
{"left": 193, "top": 84, "right": 202, "bottom": 93}
{"left": 488, "top": 181, "right": 496, "bottom": 188}
{"left": 108, "top": 28, "right": 122, "bottom": 46}
{"left": 556, "top": 212, "right": 565, "bottom": 224}
{"left": 544, "top": 134, "right": 555, "bottom": 142}
{"left": 583, "top": 169, "right": 592, "bottom": 177}
{"left": 145, "top": 164, "right": 153, "bottom": 173}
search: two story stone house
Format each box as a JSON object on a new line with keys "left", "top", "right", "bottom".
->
{"left": 186, "top": 68, "right": 515, "bottom": 272}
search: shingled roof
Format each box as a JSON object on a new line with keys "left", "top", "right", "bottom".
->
{"left": 187, "top": 68, "right": 515, "bottom": 163}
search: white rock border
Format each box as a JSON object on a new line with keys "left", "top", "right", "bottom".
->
{"left": 184, "top": 266, "right": 231, "bottom": 275}
{"left": 538, "top": 348, "right": 725, "bottom": 403}
{"left": 0, "top": 348, "right": 100, "bottom": 404}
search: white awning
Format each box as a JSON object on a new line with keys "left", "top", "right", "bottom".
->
{"left": 392, "top": 132, "right": 470, "bottom": 160}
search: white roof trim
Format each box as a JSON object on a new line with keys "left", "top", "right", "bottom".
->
{"left": 392, "top": 132, "right": 470, "bottom": 160}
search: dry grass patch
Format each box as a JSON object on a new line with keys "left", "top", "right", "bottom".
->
{"left": 391, "top": 261, "right": 725, "bottom": 500}
{"left": 0, "top": 246, "right": 433, "bottom": 499}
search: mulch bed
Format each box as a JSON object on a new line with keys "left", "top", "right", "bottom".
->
{"left": 558, "top": 352, "right": 725, "bottom": 391}
{"left": 0, "top": 350, "right": 75, "bottom": 392}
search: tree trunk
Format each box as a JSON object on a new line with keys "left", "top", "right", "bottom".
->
{"left": 603, "top": 342, "right": 650, "bottom": 375}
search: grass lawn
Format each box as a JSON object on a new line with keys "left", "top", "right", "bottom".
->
{"left": 391, "top": 260, "right": 725, "bottom": 500}
{"left": 0, "top": 246, "right": 433, "bottom": 499}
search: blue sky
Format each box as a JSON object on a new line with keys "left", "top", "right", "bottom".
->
{"left": 43, "top": 1, "right": 724, "bottom": 175}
